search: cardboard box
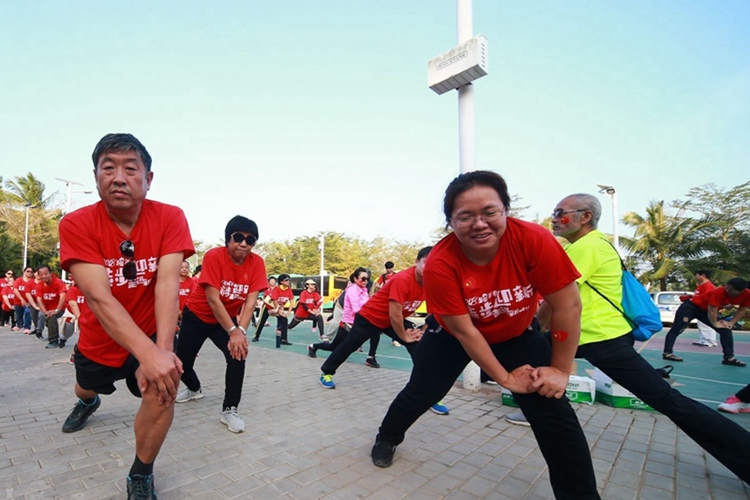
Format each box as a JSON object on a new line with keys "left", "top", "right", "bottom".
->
{"left": 500, "top": 375, "right": 596, "bottom": 407}
{"left": 592, "top": 368, "right": 653, "bottom": 411}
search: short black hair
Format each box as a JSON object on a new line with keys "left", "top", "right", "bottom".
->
{"left": 696, "top": 270, "right": 711, "bottom": 279}
{"left": 417, "top": 246, "right": 433, "bottom": 261}
{"left": 385, "top": 261, "right": 394, "bottom": 269}
{"left": 726, "top": 277, "right": 748, "bottom": 291}
{"left": 92, "top": 133, "right": 152, "bottom": 171}
{"left": 224, "top": 215, "right": 259, "bottom": 247}
{"left": 277, "top": 273, "right": 290, "bottom": 282}
{"left": 443, "top": 170, "right": 511, "bottom": 225}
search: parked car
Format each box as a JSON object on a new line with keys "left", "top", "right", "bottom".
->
{"left": 650, "top": 291, "right": 696, "bottom": 326}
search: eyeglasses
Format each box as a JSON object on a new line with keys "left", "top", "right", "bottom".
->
{"left": 119, "top": 240, "right": 137, "bottom": 281}
{"left": 451, "top": 209, "right": 505, "bottom": 228}
{"left": 230, "top": 232, "right": 257, "bottom": 246}
{"left": 551, "top": 208, "right": 588, "bottom": 219}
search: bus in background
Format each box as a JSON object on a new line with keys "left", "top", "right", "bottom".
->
{"left": 289, "top": 275, "right": 348, "bottom": 312}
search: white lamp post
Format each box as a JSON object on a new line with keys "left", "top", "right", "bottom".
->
{"left": 597, "top": 184, "right": 619, "bottom": 255}
{"left": 22, "top": 204, "right": 30, "bottom": 269}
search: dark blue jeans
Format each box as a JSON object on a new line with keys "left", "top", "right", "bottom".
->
{"left": 378, "top": 320, "right": 599, "bottom": 500}
{"left": 15, "top": 305, "right": 31, "bottom": 330}
{"left": 663, "top": 301, "right": 735, "bottom": 360}
{"left": 577, "top": 333, "right": 750, "bottom": 484}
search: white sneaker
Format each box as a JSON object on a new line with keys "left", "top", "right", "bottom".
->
{"left": 718, "top": 396, "right": 750, "bottom": 414}
{"left": 176, "top": 387, "right": 203, "bottom": 403}
{"left": 221, "top": 407, "right": 245, "bottom": 433}
{"left": 392, "top": 340, "right": 402, "bottom": 347}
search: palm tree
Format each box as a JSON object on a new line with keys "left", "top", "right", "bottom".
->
{"left": 620, "top": 200, "right": 729, "bottom": 291}
{"left": 4, "top": 172, "right": 57, "bottom": 208}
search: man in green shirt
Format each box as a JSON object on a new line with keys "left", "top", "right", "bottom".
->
{"left": 537, "top": 193, "right": 749, "bottom": 484}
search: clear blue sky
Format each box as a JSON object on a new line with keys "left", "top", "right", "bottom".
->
{"left": 1, "top": 1, "right": 748, "bottom": 246}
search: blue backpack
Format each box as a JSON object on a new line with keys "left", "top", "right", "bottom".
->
{"left": 586, "top": 249, "right": 662, "bottom": 342}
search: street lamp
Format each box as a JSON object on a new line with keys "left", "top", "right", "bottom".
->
{"left": 56, "top": 177, "right": 92, "bottom": 214}
{"left": 597, "top": 184, "right": 619, "bottom": 255}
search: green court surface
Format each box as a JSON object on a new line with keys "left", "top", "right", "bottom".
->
{"left": 249, "top": 322, "right": 750, "bottom": 430}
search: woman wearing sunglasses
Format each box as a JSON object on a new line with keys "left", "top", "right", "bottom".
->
{"left": 175, "top": 216, "right": 267, "bottom": 434}
{"left": 370, "top": 171, "right": 599, "bottom": 499}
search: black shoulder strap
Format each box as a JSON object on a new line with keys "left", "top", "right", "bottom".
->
{"left": 583, "top": 235, "right": 634, "bottom": 325}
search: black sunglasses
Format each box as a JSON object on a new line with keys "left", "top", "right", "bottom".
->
{"left": 120, "top": 240, "right": 137, "bottom": 281}
{"left": 551, "top": 208, "right": 588, "bottom": 218}
{"left": 231, "top": 232, "right": 257, "bottom": 246}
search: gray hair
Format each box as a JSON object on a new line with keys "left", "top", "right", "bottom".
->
{"left": 567, "top": 193, "right": 601, "bottom": 228}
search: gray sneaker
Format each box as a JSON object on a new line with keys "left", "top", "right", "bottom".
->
{"left": 221, "top": 407, "right": 245, "bottom": 433}
{"left": 176, "top": 387, "right": 203, "bottom": 403}
{"left": 505, "top": 409, "right": 530, "bottom": 427}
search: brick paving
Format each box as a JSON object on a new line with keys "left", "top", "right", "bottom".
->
{"left": 1, "top": 325, "right": 749, "bottom": 499}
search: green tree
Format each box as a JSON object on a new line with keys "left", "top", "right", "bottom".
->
{"left": 621, "top": 200, "right": 729, "bottom": 291}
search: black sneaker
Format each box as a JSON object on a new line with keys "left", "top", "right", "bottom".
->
{"left": 127, "top": 473, "right": 157, "bottom": 499}
{"left": 58, "top": 339, "right": 66, "bottom": 348}
{"left": 45, "top": 340, "right": 59, "bottom": 349}
{"left": 365, "top": 357, "right": 380, "bottom": 369}
{"left": 62, "top": 396, "right": 101, "bottom": 433}
{"left": 307, "top": 344, "right": 317, "bottom": 358}
{"left": 280, "top": 340, "right": 292, "bottom": 346}
{"left": 251, "top": 336, "right": 259, "bottom": 342}
{"left": 371, "top": 435, "right": 396, "bottom": 467}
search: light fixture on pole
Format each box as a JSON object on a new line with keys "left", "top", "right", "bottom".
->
{"left": 55, "top": 177, "right": 87, "bottom": 213}
{"left": 597, "top": 184, "right": 619, "bottom": 255}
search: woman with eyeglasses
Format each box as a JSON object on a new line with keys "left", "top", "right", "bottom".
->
{"left": 370, "top": 171, "right": 599, "bottom": 499}
{"left": 314, "top": 267, "right": 370, "bottom": 385}
{"left": 175, "top": 216, "right": 267, "bottom": 434}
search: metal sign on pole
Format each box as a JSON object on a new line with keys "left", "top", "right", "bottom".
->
{"left": 427, "top": 0, "right": 487, "bottom": 391}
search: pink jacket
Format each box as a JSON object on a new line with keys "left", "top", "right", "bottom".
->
{"left": 342, "top": 282, "right": 369, "bottom": 324}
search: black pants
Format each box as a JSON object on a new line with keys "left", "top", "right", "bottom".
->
{"left": 252, "top": 305, "right": 270, "bottom": 339}
{"left": 289, "top": 313, "right": 325, "bottom": 334}
{"left": 578, "top": 332, "right": 750, "bottom": 484}
{"left": 1, "top": 309, "right": 14, "bottom": 327}
{"left": 321, "top": 314, "right": 417, "bottom": 375}
{"left": 313, "top": 324, "right": 350, "bottom": 353}
{"left": 737, "top": 383, "right": 750, "bottom": 403}
{"left": 663, "top": 301, "right": 735, "bottom": 360}
{"left": 176, "top": 307, "right": 245, "bottom": 410}
{"left": 276, "top": 316, "right": 289, "bottom": 341}
{"left": 377, "top": 319, "right": 599, "bottom": 500}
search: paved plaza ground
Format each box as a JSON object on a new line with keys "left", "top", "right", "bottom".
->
{"left": 1, "top": 324, "right": 749, "bottom": 499}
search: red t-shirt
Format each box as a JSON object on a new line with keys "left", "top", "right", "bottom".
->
{"left": 360, "top": 266, "right": 424, "bottom": 329}
{"left": 35, "top": 276, "right": 67, "bottom": 310}
{"left": 186, "top": 247, "right": 267, "bottom": 324}
{"left": 59, "top": 200, "right": 195, "bottom": 367}
{"left": 65, "top": 284, "right": 88, "bottom": 313}
{"left": 271, "top": 286, "right": 294, "bottom": 309}
{"left": 295, "top": 290, "right": 322, "bottom": 318}
{"left": 178, "top": 276, "right": 196, "bottom": 312}
{"left": 376, "top": 271, "right": 397, "bottom": 286}
{"left": 424, "top": 218, "right": 581, "bottom": 344}
{"left": 1, "top": 281, "right": 13, "bottom": 312}
{"left": 695, "top": 281, "right": 716, "bottom": 297}
{"left": 692, "top": 286, "right": 750, "bottom": 310}
{"left": 13, "top": 277, "right": 34, "bottom": 306}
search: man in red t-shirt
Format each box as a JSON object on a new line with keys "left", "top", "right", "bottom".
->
{"left": 663, "top": 277, "right": 749, "bottom": 366}
{"left": 267, "top": 274, "right": 294, "bottom": 345}
{"left": 318, "top": 247, "right": 449, "bottom": 415}
{"left": 687, "top": 270, "right": 719, "bottom": 347}
{"left": 178, "top": 260, "right": 196, "bottom": 317}
{"left": 34, "top": 265, "right": 68, "bottom": 348}
{"left": 58, "top": 133, "right": 195, "bottom": 498}
{"left": 1, "top": 271, "right": 15, "bottom": 328}
{"left": 371, "top": 261, "right": 396, "bottom": 295}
